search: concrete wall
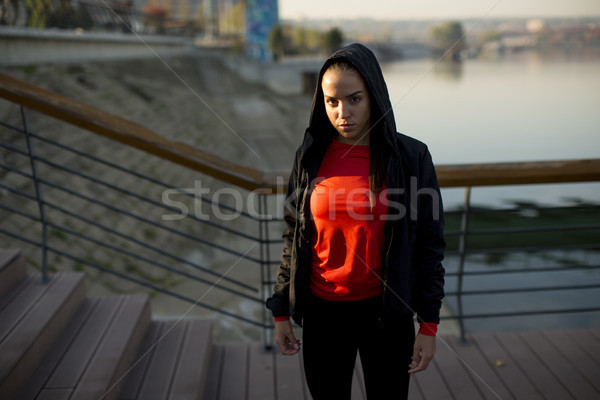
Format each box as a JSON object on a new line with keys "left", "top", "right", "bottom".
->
{"left": 0, "top": 27, "right": 194, "bottom": 66}
{"left": 222, "top": 55, "right": 323, "bottom": 95}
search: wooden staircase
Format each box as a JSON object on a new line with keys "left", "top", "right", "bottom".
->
{"left": 0, "top": 249, "right": 213, "bottom": 400}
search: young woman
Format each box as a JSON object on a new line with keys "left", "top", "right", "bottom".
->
{"left": 266, "top": 43, "right": 445, "bottom": 399}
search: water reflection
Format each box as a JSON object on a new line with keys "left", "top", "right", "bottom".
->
{"left": 431, "top": 59, "right": 464, "bottom": 81}
{"left": 382, "top": 50, "right": 600, "bottom": 168}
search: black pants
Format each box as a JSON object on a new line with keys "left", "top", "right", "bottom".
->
{"left": 302, "top": 294, "right": 415, "bottom": 400}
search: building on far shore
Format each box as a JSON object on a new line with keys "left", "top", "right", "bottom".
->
{"left": 205, "top": 0, "right": 278, "bottom": 60}
{"left": 245, "top": 0, "right": 278, "bottom": 61}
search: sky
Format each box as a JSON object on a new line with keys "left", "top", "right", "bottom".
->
{"left": 279, "top": 0, "right": 600, "bottom": 20}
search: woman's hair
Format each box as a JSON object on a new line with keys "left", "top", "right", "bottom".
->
{"left": 323, "top": 59, "right": 390, "bottom": 202}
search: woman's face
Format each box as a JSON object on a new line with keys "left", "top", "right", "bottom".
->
{"left": 322, "top": 68, "right": 372, "bottom": 146}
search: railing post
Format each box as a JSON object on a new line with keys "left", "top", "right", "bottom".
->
{"left": 21, "top": 106, "right": 50, "bottom": 283}
{"left": 456, "top": 186, "right": 471, "bottom": 343}
{"left": 258, "top": 193, "right": 274, "bottom": 350}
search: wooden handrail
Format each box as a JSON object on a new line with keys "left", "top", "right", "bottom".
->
{"left": 0, "top": 71, "right": 267, "bottom": 191}
{"left": 435, "top": 159, "right": 600, "bottom": 187}
{"left": 2, "top": 71, "right": 599, "bottom": 193}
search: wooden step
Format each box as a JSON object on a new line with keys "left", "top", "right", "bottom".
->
{"left": 17, "top": 294, "right": 151, "bottom": 400}
{"left": 0, "top": 272, "right": 86, "bottom": 399}
{"left": 0, "top": 248, "right": 27, "bottom": 298}
{"left": 119, "top": 319, "right": 213, "bottom": 400}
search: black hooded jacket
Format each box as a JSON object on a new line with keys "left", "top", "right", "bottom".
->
{"left": 266, "top": 43, "right": 445, "bottom": 326}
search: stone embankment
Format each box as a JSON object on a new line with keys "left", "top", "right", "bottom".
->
{"left": 0, "top": 50, "right": 312, "bottom": 341}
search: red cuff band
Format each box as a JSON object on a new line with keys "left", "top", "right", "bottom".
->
{"left": 418, "top": 322, "right": 438, "bottom": 336}
{"left": 274, "top": 316, "right": 290, "bottom": 322}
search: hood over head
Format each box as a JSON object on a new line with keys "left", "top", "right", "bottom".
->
{"left": 308, "top": 43, "right": 398, "bottom": 150}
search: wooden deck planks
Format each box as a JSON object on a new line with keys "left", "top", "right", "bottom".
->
{"left": 444, "top": 335, "right": 514, "bottom": 400}
{"left": 413, "top": 360, "right": 454, "bottom": 400}
{"left": 203, "top": 344, "right": 224, "bottom": 400}
{"left": 170, "top": 319, "right": 213, "bottom": 399}
{"left": 204, "top": 329, "right": 600, "bottom": 400}
{"left": 55, "top": 326, "right": 597, "bottom": 399}
{"left": 470, "top": 333, "right": 544, "bottom": 400}
{"left": 0, "top": 273, "right": 86, "bottom": 399}
{"left": 135, "top": 321, "right": 187, "bottom": 399}
{"left": 518, "top": 330, "right": 599, "bottom": 400}
{"left": 408, "top": 377, "right": 425, "bottom": 400}
{"left": 552, "top": 329, "right": 600, "bottom": 392}
{"left": 70, "top": 294, "right": 150, "bottom": 400}
{"left": 496, "top": 331, "right": 573, "bottom": 400}
{"left": 123, "top": 318, "right": 214, "bottom": 400}
{"left": 542, "top": 330, "right": 600, "bottom": 394}
{"left": 17, "top": 298, "right": 98, "bottom": 400}
{"left": 45, "top": 296, "right": 124, "bottom": 389}
{"left": 274, "top": 349, "right": 306, "bottom": 400}
{"left": 0, "top": 249, "right": 26, "bottom": 298}
{"left": 0, "top": 276, "right": 57, "bottom": 342}
{"left": 433, "top": 335, "right": 486, "bottom": 400}
{"left": 118, "top": 321, "right": 163, "bottom": 400}
{"left": 248, "top": 342, "right": 275, "bottom": 400}
{"left": 17, "top": 295, "right": 149, "bottom": 400}
{"left": 219, "top": 342, "right": 248, "bottom": 399}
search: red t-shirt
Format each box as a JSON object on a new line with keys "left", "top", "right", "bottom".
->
{"left": 309, "top": 139, "right": 387, "bottom": 301}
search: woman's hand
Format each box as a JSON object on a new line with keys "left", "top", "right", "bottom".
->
{"left": 274, "top": 320, "right": 301, "bottom": 355}
{"left": 408, "top": 333, "right": 436, "bottom": 373}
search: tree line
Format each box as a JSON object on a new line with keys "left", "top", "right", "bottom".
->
{"left": 268, "top": 24, "right": 344, "bottom": 61}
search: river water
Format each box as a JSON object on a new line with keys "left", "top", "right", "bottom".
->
{"left": 380, "top": 50, "right": 600, "bottom": 333}
{"left": 381, "top": 49, "right": 600, "bottom": 210}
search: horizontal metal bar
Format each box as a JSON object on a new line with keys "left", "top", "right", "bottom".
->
{"left": 38, "top": 178, "right": 263, "bottom": 264}
{"left": 0, "top": 160, "right": 34, "bottom": 179}
{"left": 445, "top": 283, "right": 600, "bottom": 296}
{"left": 472, "top": 224, "right": 600, "bottom": 234}
{"left": 50, "top": 246, "right": 266, "bottom": 327}
{"left": 445, "top": 203, "right": 600, "bottom": 215}
{"left": 445, "top": 243, "right": 600, "bottom": 257}
{"left": 0, "top": 119, "right": 26, "bottom": 134}
{"left": 0, "top": 200, "right": 40, "bottom": 222}
{"left": 0, "top": 226, "right": 44, "bottom": 248}
{"left": 0, "top": 226, "right": 267, "bottom": 328}
{"left": 45, "top": 199, "right": 258, "bottom": 292}
{"left": 445, "top": 264, "right": 600, "bottom": 277}
{"left": 0, "top": 180, "right": 277, "bottom": 282}
{"left": 45, "top": 221, "right": 263, "bottom": 303}
{"left": 0, "top": 162, "right": 265, "bottom": 264}
{"left": 0, "top": 140, "right": 28, "bottom": 156}
{"left": 0, "top": 172, "right": 262, "bottom": 263}
{"left": 445, "top": 224, "right": 600, "bottom": 237}
{"left": 440, "top": 306, "right": 600, "bottom": 320}
{"left": 29, "top": 131, "right": 262, "bottom": 220}
{"left": 0, "top": 180, "right": 37, "bottom": 201}
{"left": 36, "top": 155, "right": 261, "bottom": 242}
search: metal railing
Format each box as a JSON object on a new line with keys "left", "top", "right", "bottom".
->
{"left": 1, "top": 71, "right": 600, "bottom": 347}
{"left": 0, "top": 71, "right": 286, "bottom": 347}
{"left": 443, "top": 187, "right": 600, "bottom": 341}
{"left": 0, "top": 106, "right": 284, "bottom": 345}
{"left": 435, "top": 160, "right": 600, "bottom": 340}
